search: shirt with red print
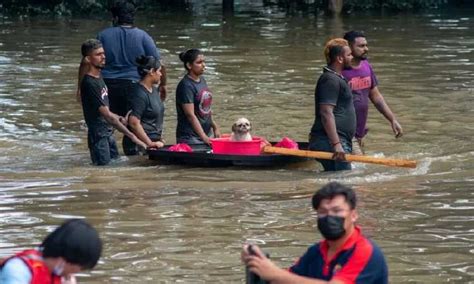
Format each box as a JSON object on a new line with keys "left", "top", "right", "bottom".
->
{"left": 289, "top": 226, "right": 388, "bottom": 284}
{"left": 80, "top": 74, "right": 113, "bottom": 137}
{"left": 175, "top": 75, "right": 214, "bottom": 142}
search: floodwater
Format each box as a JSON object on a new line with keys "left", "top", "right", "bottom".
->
{"left": 1, "top": 2, "right": 473, "bottom": 283}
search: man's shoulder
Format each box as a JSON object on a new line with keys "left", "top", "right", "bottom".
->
{"left": 354, "top": 236, "right": 388, "bottom": 279}
{"left": 318, "top": 70, "right": 342, "bottom": 83}
{"left": 366, "top": 238, "right": 386, "bottom": 258}
{"left": 81, "top": 74, "right": 95, "bottom": 87}
{"left": 362, "top": 59, "right": 373, "bottom": 66}
{"left": 98, "top": 26, "right": 149, "bottom": 36}
{"left": 98, "top": 26, "right": 118, "bottom": 37}
{"left": 82, "top": 74, "right": 104, "bottom": 86}
{"left": 355, "top": 235, "right": 386, "bottom": 261}
{"left": 81, "top": 75, "right": 106, "bottom": 101}
{"left": 82, "top": 74, "right": 94, "bottom": 82}
{"left": 357, "top": 233, "right": 380, "bottom": 246}
{"left": 332, "top": 235, "right": 387, "bottom": 284}
{"left": 127, "top": 27, "right": 152, "bottom": 38}
{"left": 316, "top": 71, "right": 342, "bottom": 92}
{"left": 361, "top": 60, "right": 376, "bottom": 73}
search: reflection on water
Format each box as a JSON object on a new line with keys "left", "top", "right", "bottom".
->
{"left": 0, "top": 2, "right": 473, "bottom": 283}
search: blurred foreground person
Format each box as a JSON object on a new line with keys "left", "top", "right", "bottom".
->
{"left": 0, "top": 219, "right": 102, "bottom": 284}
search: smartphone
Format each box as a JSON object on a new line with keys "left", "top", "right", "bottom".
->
{"left": 245, "top": 245, "right": 270, "bottom": 284}
{"left": 248, "top": 244, "right": 269, "bottom": 258}
{"left": 248, "top": 244, "right": 257, "bottom": 256}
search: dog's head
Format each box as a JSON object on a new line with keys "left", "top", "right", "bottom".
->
{"left": 232, "top": 117, "right": 252, "bottom": 134}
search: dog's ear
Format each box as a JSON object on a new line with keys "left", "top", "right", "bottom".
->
{"left": 248, "top": 121, "right": 252, "bottom": 131}
{"left": 232, "top": 123, "right": 238, "bottom": 132}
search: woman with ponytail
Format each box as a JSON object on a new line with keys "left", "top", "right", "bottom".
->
{"left": 175, "top": 49, "right": 220, "bottom": 145}
{"left": 123, "top": 55, "right": 165, "bottom": 155}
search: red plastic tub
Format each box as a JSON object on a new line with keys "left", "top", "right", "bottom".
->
{"left": 211, "top": 137, "right": 262, "bottom": 155}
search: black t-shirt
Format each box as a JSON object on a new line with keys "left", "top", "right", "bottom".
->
{"left": 128, "top": 83, "right": 164, "bottom": 140}
{"left": 80, "top": 75, "right": 113, "bottom": 137}
{"left": 310, "top": 67, "right": 356, "bottom": 141}
{"left": 175, "top": 75, "right": 213, "bottom": 140}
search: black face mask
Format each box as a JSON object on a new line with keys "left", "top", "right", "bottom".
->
{"left": 317, "top": 215, "right": 346, "bottom": 241}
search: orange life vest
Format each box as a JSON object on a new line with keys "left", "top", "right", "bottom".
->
{"left": 0, "top": 249, "right": 61, "bottom": 284}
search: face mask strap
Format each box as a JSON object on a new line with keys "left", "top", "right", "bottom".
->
{"left": 53, "top": 260, "right": 66, "bottom": 276}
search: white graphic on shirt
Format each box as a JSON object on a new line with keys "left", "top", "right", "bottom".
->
{"left": 101, "top": 87, "right": 108, "bottom": 100}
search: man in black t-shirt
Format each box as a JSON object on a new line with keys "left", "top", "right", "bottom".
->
{"left": 80, "top": 39, "right": 146, "bottom": 165}
{"left": 309, "top": 38, "right": 356, "bottom": 171}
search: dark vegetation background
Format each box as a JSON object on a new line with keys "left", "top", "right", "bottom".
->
{"left": 1, "top": 0, "right": 472, "bottom": 16}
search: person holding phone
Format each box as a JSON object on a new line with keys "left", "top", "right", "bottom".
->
{"left": 242, "top": 182, "right": 388, "bottom": 284}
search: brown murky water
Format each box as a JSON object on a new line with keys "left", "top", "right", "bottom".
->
{"left": 0, "top": 2, "right": 473, "bottom": 283}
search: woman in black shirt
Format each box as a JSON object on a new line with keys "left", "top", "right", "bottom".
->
{"left": 175, "top": 49, "right": 220, "bottom": 145}
{"left": 123, "top": 55, "right": 165, "bottom": 155}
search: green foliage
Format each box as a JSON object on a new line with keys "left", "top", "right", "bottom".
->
{"left": 1, "top": 0, "right": 109, "bottom": 16}
{"left": 0, "top": 0, "right": 457, "bottom": 16}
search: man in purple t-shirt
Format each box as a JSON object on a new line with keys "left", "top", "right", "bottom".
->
{"left": 342, "top": 31, "right": 403, "bottom": 154}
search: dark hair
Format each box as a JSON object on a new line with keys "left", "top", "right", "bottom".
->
{"left": 81, "top": 39, "right": 102, "bottom": 57}
{"left": 179, "top": 49, "right": 202, "bottom": 71}
{"left": 41, "top": 219, "right": 102, "bottom": 269}
{"left": 312, "top": 182, "right": 357, "bottom": 210}
{"left": 343, "top": 31, "right": 366, "bottom": 45}
{"left": 110, "top": 0, "right": 136, "bottom": 25}
{"left": 323, "top": 38, "right": 349, "bottom": 65}
{"left": 136, "top": 55, "right": 161, "bottom": 78}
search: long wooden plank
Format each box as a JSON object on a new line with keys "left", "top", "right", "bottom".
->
{"left": 263, "top": 146, "right": 417, "bottom": 169}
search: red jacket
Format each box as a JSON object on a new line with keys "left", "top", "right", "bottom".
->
{"left": 0, "top": 249, "right": 61, "bottom": 284}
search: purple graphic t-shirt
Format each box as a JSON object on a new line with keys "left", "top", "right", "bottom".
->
{"left": 342, "top": 60, "right": 378, "bottom": 139}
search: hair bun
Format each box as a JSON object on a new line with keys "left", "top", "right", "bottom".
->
{"left": 179, "top": 51, "right": 186, "bottom": 62}
{"left": 136, "top": 55, "right": 146, "bottom": 65}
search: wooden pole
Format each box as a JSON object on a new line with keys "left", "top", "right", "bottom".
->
{"left": 263, "top": 146, "right": 417, "bottom": 169}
